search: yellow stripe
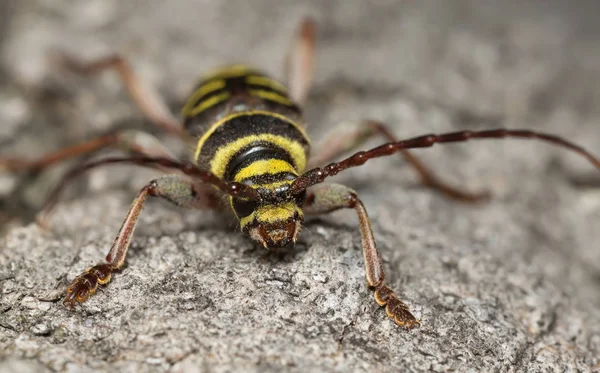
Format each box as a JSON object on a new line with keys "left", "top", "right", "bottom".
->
{"left": 246, "top": 75, "right": 288, "bottom": 93}
{"left": 239, "top": 202, "right": 303, "bottom": 227}
{"left": 233, "top": 159, "right": 297, "bottom": 183}
{"left": 248, "top": 89, "right": 296, "bottom": 107}
{"left": 194, "top": 110, "right": 309, "bottom": 164}
{"left": 188, "top": 91, "right": 231, "bottom": 117}
{"left": 202, "top": 64, "right": 256, "bottom": 80}
{"left": 182, "top": 79, "right": 226, "bottom": 116}
{"left": 209, "top": 134, "right": 307, "bottom": 178}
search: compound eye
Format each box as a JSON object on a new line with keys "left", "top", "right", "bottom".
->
{"left": 294, "top": 190, "right": 307, "bottom": 207}
{"left": 232, "top": 198, "right": 258, "bottom": 218}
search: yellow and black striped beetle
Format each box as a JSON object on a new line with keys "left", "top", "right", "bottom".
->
{"left": 2, "top": 19, "right": 599, "bottom": 329}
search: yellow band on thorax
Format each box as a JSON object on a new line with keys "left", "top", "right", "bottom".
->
{"left": 233, "top": 159, "right": 297, "bottom": 183}
{"left": 209, "top": 134, "right": 307, "bottom": 178}
{"left": 194, "top": 111, "right": 309, "bottom": 175}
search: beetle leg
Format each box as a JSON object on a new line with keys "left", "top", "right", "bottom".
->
{"left": 308, "top": 119, "right": 490, "bottom": 202}
{"left": 285, "top": 17, "right": 316, "bottom": 107}
{"left": 21, "top": 130, "right": 178, "bottom": 228}
{"left": 303, "top": 183, "right": 420, "bottom": 329}
{"left": 36, "top": 152, "right": 254, "bottom": 228}
{"left": 63, "top": 175, "right": 218, "bottom": 308}
{"left": 0, "top": 129, "right": 176, "bottom": 173}
{"left": 51, "top": 52, "right": 183, "bottom": 136}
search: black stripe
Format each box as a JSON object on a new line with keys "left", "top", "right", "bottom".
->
{"left": 246, "top": 82, "right": 287, "bottom": 95}
{"left": 199, "top": 113, "right": 309, "bottom": 166}
{"left": 185, "top": 71, "right": 258, "bottom": 116}
{"left": 185, "top": 88, "right": 228, "bottom": 116}
{"left": 202, "top": 68, "right": 260, "bottom": 84}
{"left": 249, "top": 90, "right": 301, "bottom": 113}
{"left": 188, "top": 71, "right": 294, "bottom": 112}
{"left": 225, "top": 144, "right": 293, "bottom": 181}
{"left": 189, "top": 76, "right": 291, "bottom": 112}
{"left": 225, "top": 76, "right": 253, "bottom": 96}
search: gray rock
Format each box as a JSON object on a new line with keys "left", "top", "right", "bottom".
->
{"left": 1, "top": 1, "right": 600, "bottom": 372}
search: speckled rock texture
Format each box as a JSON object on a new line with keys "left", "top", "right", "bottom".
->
{"left": 1, "top": 1, "right": 600, "bottom": 372}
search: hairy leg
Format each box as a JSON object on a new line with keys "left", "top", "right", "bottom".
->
{"left": 63, "top": 175, "right": 218, "bottom": 308}
{"left": 308, "top": 120, "right": 489, "bottom": 202}
{"left": 304, "top": 183, "right": 419, "bottom": 329}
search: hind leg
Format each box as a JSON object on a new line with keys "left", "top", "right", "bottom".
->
{"left": 51, "top": 52, "right": 182, "bottom": 136}
{"left": 284, "top": 18, "right": 316, "bottom": 107}
{"left": 2, "top": 51, "right": 183, "bottom": 172}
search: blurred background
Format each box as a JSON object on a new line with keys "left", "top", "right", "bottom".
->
{"left": 1, "top": 2, "right": 600, "bottom": 371}
{"left": 1, "top": 0, "right": 600, "bottom": 230}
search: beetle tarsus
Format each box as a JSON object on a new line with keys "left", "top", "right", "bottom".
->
{"left": 63, "top": 263, "right": 112, "bottom": 308}
{"left": 374, "top": 284, "right": 420, "bottom": 329}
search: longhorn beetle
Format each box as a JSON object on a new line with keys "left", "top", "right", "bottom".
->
{"left": 2, "top": 19, "right": 599, "bottom": 330}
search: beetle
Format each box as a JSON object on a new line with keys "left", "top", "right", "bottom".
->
{"left": 2, "top": 19, "right": 599, "bottom": 329}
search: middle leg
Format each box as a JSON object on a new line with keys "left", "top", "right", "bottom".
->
{"left": 308, "top": 119, "right": 490, "bottom": 202}
{"left": 304, "top": 182, "right": 419, "bottom": 329}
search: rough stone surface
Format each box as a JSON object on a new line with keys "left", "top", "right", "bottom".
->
{"left": 2, "top": 1, "right": 600, "bottom": 372}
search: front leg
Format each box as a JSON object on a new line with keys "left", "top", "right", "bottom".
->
{"left": 63, "top": 175, "right": 218, "bottom": 308}
{"left": 304, "top": 183, "right": 419, "bottom": 329}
